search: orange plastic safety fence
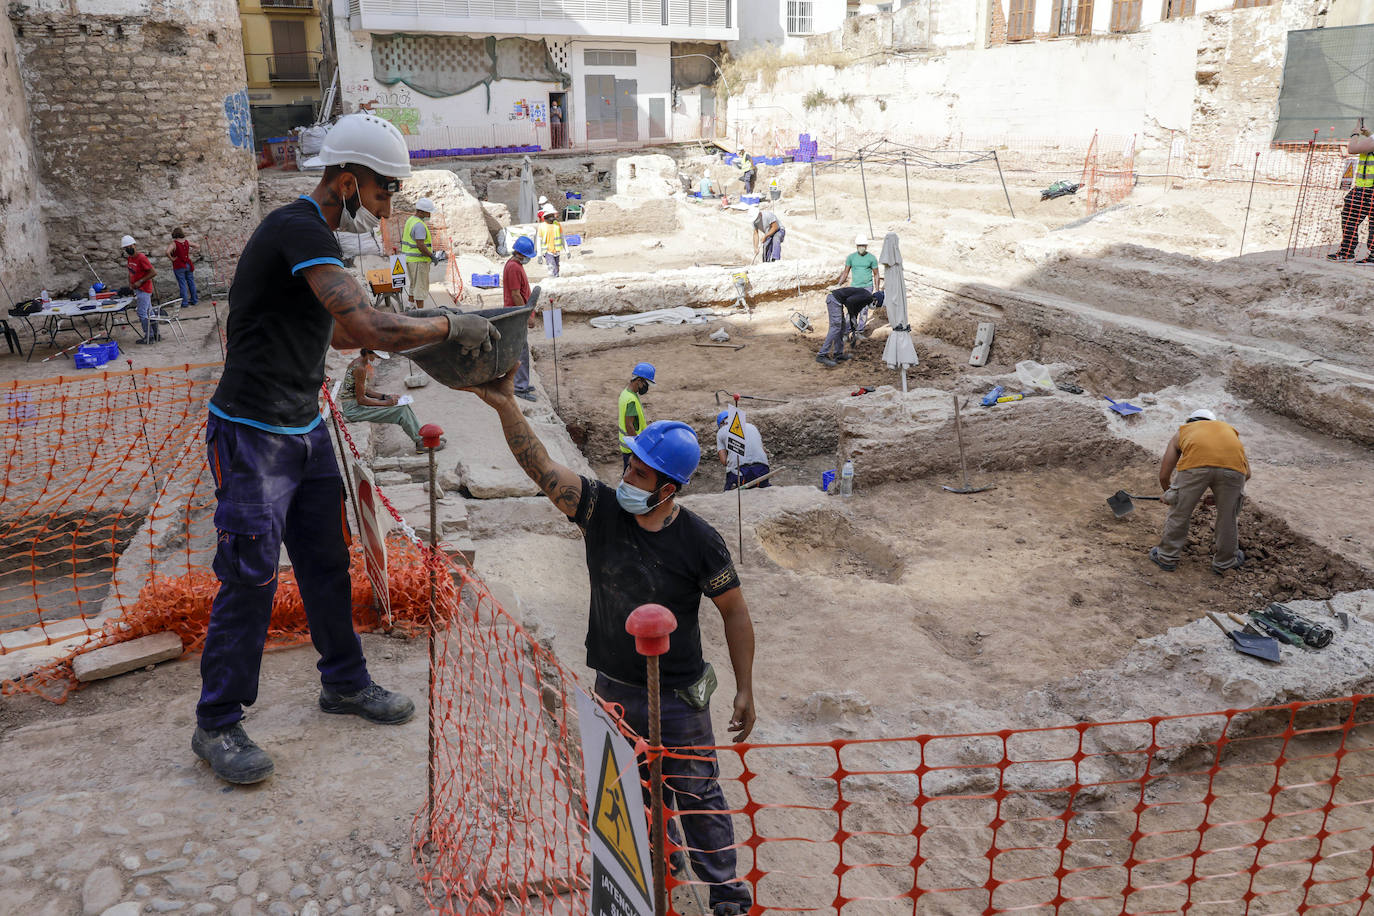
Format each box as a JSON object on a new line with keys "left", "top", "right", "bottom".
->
{"left": 0, "top": 364, "right": 222, "bottom": 656}
{"left": 414, "top": 549, "right": 591, "bottom": 915}
{"left": 1286, "top": 136, "right": 1373, "bottom": 262}
{"left": 652, "top": 695, "right": 1374, "bottom": 914}
{"left": 379, "top": 215, "right": 464, "bottom": 302}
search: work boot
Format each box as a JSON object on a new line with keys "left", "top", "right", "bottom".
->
{"left": 1148, "top": 547, "right": 1177, "bottom": 572}
{"left": 815, "top": 355, "right": 837, "bottom": 368}
{"left": 835, "top": 353, "right": 853, "bottom": 361}
{"left": 319, "top": 683, "right": 415, "bottom": 725}
{"left": 712, "top": 905, "right": 746, "bottom": 916}
{"left": 1212, "top": 549, "right": 1245, "bottom": 575}
{"left": 192, "top": 723, "right": 275, "bottom": 785}
{"left": 1327, "top": 252, "right": 1355, "bottom": 261}
{"left": 515, "top": 389, "right": 538, "bottom": 402}
{"left": 1359, "top": 257, "right": 1374, "bottom": 265}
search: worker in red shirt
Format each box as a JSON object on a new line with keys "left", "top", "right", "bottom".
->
{"left": 165, "top": 227, "right": 199, "bottom": 309}
{"left": 122, "top": 234, "right": 159, "bottom": 344}
{"left": 503, "top": 235, "right": 541, "bottom": 402}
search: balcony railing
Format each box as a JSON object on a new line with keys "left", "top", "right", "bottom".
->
{"left": 260, "top": 0, "right": 315, "bottom": 9}
{"left": 268, "top": 52, "right": 321, "bottom": 82}
{"left": 349, "top": 0, "right": 734, "bottom": 33}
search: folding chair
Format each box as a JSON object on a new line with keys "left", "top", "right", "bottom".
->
{"left": 149, "top": 296, "right": 188, "bottom": 343}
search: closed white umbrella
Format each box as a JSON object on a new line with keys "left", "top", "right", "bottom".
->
{"left": 879, "top": 232, "right": 918, "bottom": 392}
{"left": 518, "top": 156, "right": 537, "bottom": 225}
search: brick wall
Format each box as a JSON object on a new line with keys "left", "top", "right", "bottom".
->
{"left": 8, "top": 0, "right": 259, "bottom": 292}
{"left": 988, "top": 0, "right": 1009, "bottom": 45}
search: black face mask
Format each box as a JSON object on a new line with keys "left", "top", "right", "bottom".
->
{"left": 123, "top": 247, "right": 134, "bottom": 257}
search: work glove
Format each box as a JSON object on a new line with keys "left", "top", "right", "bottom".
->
{"left": 412, "top": 308, "right": 501, "bottom": 354}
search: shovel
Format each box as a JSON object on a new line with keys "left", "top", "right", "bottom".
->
{"left": 1107, "top": 489, "right": 1162, "bottom": 518}
{"left": 1207, "top": 612, "right": 1282, "bottom": 663}
{"left": 942, "top": 395, "right": 993, "bottom": 495}
{"left": 1103, "top": 396, "right": 1142, "bottom": 417}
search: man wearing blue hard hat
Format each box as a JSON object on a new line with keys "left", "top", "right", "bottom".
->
{"left": 618, "top": 361, "right": 656, "bottom": 472}
{"left": 469, "top": 370, "right": 758, "bottom": 916}
{"left": 504, "top": 234, "right": 541, "bottom": 402}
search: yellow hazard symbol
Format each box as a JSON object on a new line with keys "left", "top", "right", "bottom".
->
{"left": 391, "top": 258, "right": 406, "bottom": 276}
{"left": 592, "top": 735, "right": 648, "bottom": 898}
{"left": 727, "top": 411, "right": 744, "bottom": 440}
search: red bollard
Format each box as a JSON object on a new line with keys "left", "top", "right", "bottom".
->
{"left": 627, "top": 604, "right": 676, "bottom": 916}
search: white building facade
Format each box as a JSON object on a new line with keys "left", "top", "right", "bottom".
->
{"left": 332, "top": 0, "right": 735, "bottom": 154}
{"left": 735, "top": 1, "right": 900, "bottom": 53}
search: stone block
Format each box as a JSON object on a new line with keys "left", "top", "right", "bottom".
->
{"left": 72, "top": 632, "right": 184, "bottom": 683}
{"left": 485, "top": 179, "right": 523, "bottom": 224}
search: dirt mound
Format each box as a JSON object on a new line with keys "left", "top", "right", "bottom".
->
{"left": 757, "top": 509, "right": 903, "bottom": 583}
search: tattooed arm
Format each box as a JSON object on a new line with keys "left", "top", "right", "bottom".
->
{"left": 304, "top": 263, "right": 450, "bottom": 352}
{"left": 465, "top": 371, "right": 583, "bottom": 517}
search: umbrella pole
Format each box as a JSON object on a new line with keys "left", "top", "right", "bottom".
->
{"left": 901, "top": 367, "right": 907, "bottom": 394}
{"left": 903, "top": 155, "right": 911, "bottom": 222}
{"left": 993, "top": 151, "right": 1016, "bottom": 219}
{"left": 859, "top": 152, "right": 874, "bottom": 240}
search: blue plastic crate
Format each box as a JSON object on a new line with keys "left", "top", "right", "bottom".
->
{"left": 565, "top": 234, "right": 582, "bottom": 246}
{"left": 565, "top": 191, "right": 582, "bottom": 200}
{"left": 471, "top": 273, "right": 501, "bottom": 289}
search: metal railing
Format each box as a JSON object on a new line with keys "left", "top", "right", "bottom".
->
{"left": 260, "top": 0, "right": 315, "bottom": 8}
{"left": 268, "top": 52, "right": 321, "bottom": 82}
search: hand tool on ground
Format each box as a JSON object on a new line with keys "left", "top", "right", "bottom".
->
{"left": 851, "top": 386, "right": 876, "bottom": 396}
{"left": 996, "top": 392, "right": 1025, "bottom": 404}
{"left": 1103, "top": 396, "right": 1143, "bottom": 417}
{"left": 713, "top": 390, "right": 789, "bottom": 405}
{"left": 692, "top": 342, "right": 746, "bottom": 350}
{"left": 789, "top": 311, "right": 813, "bottom": 333}
{"left": 1230, "top": 611, "right": 1303, "bottom": 648}
{"left": 1255, "top": 602, "right": 1334, "bottom": 648}
{"left": 1057, "top": 382, "right": 1084, "bottom": 394}
{"left": 942, "top": 395, "right": 993, "bottom": 495}
{"left": 1107, "top": 489, "right": 1163, "bottom": 518}
{"left": 739, "top": 466, "right": 788, "bottom": 490}
{"left": 1207, "top": 612, "right": 1281, "bottom": 663}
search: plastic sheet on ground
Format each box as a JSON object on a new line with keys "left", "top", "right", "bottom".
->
{"left": 588, "top": 307, "right": 728, "bottom": 328}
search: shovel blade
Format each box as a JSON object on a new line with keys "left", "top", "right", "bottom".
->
{"left": 942, "top": 485, "right": 993, "bottom": 494}
{"left": 1228, "top": 630, "right": 1282, "bottom": 663}
{"left": 1107, "top": 490, "right": 1135, "bottom": 518}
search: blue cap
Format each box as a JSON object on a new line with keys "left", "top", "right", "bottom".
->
{"left": 512, "top": 235, "right": 536, "bottom": 258}
{"left": 624, "top": 420, "right": 700, "bottom": 486}
{"left": 632, "top": 362, "right": 656, "bottom": 384}
{"left": 716, "top": 410, "right": 729, "bottom": 426}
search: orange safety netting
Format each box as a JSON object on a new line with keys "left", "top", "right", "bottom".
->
{"left": 379, "top": 214, "right": 466, "bottom": 302}
{"left": 0, "top": 364, "right": 221, "bottom": 656}
{"left": 1285, "top": 134, "right": 1374, "bottom": 262}
{"left": 416, "top": 591, "right": 1374, "bottom": 916}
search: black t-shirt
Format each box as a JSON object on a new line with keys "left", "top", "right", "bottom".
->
{"left": 211, "top": 196, "right": 345, "bottom": 432}
{"left": 831, "top": 286, "right": 877, "bottom": 316}
{"left": 572, "top": 477, "right": 741, "bottom": 688}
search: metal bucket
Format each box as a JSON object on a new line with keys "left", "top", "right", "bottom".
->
{"left": 400, "top": 306, "right": 532, "bottom": 390}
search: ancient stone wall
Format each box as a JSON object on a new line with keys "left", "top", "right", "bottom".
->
{"left": 8, "top": 0, "right": 259, "bottom": 291}
{"left": 0, "top": 15, "right": 48, "bottom": 295}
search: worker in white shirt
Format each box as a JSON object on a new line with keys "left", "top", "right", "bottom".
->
{"left": 715, "top": 408, "right": 771, "bottom": 490}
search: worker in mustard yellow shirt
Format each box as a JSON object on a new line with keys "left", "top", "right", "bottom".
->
{"left": 1149, "top": 408, "right": 1251, "bottom": 574}
{"left": 536, "top": 204, "right": 565, "bottom": 277}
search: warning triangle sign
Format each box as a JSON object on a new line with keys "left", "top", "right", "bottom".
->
{"left": 727, "top": 411, "right": 745, "bottom": 439}
{"left": 391, "top": 258, "right": 406, "bottom": 276}
{"left": 592, "top": 734, "right": 649, "bottom": 899}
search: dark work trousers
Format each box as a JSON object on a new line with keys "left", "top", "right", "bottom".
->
{"left": 1337, "top": 186, "right": 1374, "bottom": 257}
{"left": 197, "top": 414, "right": 370, "bottom": 730}
{"left": 594, "top": 673, "right": 753, "bottom": 912}
{"left": 819, "top": 294, "right": 846, "bottom": 359}
{"left": 725, "top": 463, "right": 770, "bottom": 491}
{"left": 762, "top": 227, "right": 785, "bottom": 262}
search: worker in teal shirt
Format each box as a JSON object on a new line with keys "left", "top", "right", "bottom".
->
{"left": 837, "top": 234, "right": 882, "bottom": 334}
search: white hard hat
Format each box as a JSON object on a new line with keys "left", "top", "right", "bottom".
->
{"left": 538, "top": 195, "right": 549, "bottom": 205}
{"left": 747, "top": 206, "right": 759, "bottom": 222}
{"left": 415, "top": 197, "right": 436, "bottom": 213}
{"left": 120, "top": 235, "right": 135, "bottom": 248}
{"left": 1188, "top": 408, "right": 1217, "bottom": 422}
{"left": 302, "top": 113, "right": 413, "bottom": 179}
{"left": 540, "top": 203, "right": 556, "bottom": 216}
{"left": 854, "top": 234, "right": 869, "bottom": 247}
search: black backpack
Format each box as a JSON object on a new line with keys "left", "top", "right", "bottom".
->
{"left": 8, "top": 299, "right": 41, "bottom": 316}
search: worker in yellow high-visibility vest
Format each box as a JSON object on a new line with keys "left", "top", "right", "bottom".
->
{"left": 536, "top": 204, "right": 565, "bottom": 277}
{"left": 1330, "top": 125, "right": 1374, "bottom": 263}
{"left": 400, "top": 198, "right": 436, "bottom": 307}
{"left": 617, "top": 362, "right": 654, "bottom": 472}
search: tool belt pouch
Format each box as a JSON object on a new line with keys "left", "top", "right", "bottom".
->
{"left": 673, "top": 663, "right": 717, "bottom": 710}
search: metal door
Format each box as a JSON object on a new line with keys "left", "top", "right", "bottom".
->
{"left": 584, "top": 75, "right": 616, "bottom": 142}
{"left": 616, "top": 78, "right": 637, "bottom": 143}
{"left": 649, "top": 97, "right": 665, "bottom": 139}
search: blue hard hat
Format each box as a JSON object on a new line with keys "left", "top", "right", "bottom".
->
{"left": 632, "top": 362, "right": 656, "bottom": 384}
{"left": 624, "top": 421, "right": 700, "bottom": 486}
{"left": 512, "top": 235, "right": 536, "bottom": 258}
{"left": 716, "top": 410, "right": 729, "bottom": 426}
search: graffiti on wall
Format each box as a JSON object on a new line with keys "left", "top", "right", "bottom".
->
{"left": 372, "top": 107, "right": 420, "bottom": 135}
{"left": 224, "top": 90, "right": 253, "bottom": 150}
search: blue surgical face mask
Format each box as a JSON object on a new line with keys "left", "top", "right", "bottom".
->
{"left": 616, "top": 480, "right": 662, "bottom": 516}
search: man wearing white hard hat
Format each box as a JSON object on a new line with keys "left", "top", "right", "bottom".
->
{"left": 121, "top": 235, "right": 158, "bottom": 344}
{"left": 401, "top": 196, "right": 437, "bottom": 308}
{"left": 1149, "top": 408, "right": 1251, "bottom": 574}
{"left": 837, "top": 234, "right": 882, "bottom": 335}
{"left": 749, "top": 206, "right": 784, "bottom": 262}
{"left": 193, "top": 113, "right": 500, "bottom": 787}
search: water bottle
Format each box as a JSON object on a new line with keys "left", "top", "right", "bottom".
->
{"left": 40, "top": 289, "right": 50, "bottom": 303}
{"left": 840, "top": 460, "right": 854, "bottom": 498}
